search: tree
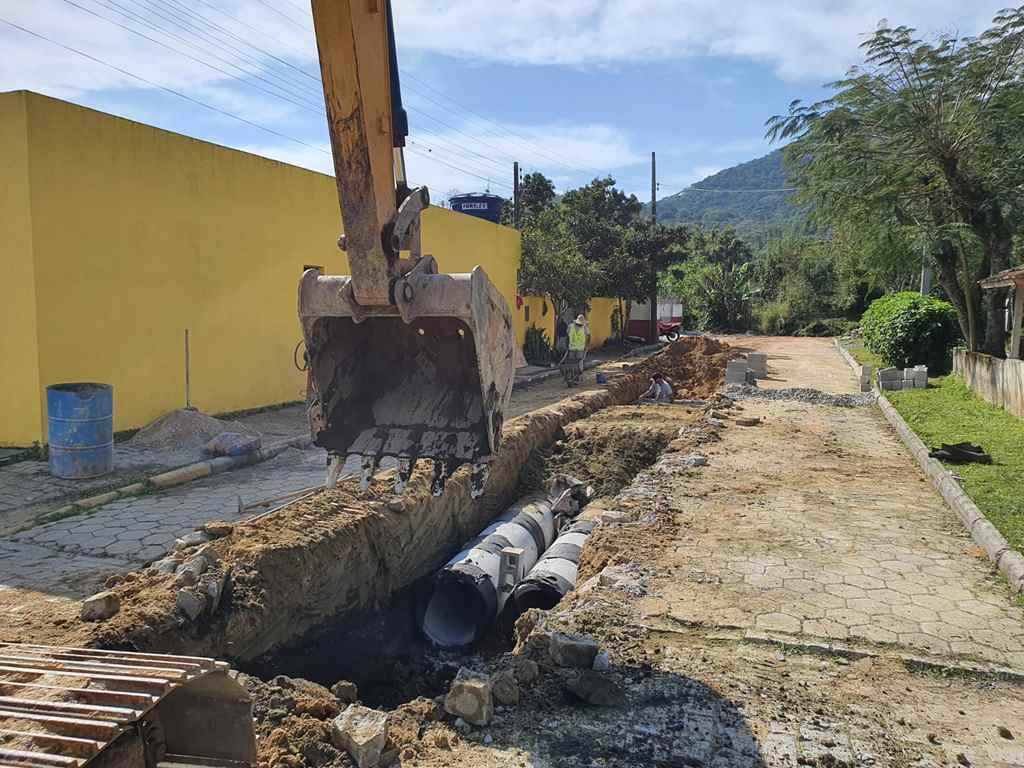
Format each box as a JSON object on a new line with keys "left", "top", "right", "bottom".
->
{"left": 519, "top": 172, "right": 556, "bottom": 220}
{"left": 499, "top": 171, "right": 557, "bottom": 227}
{"left": 517, "top": 208, "right": 602, "bottom": 317}
{"left": 767, "top": 11, "right": 1024, "bottom": 355}
{"left": 661, "top": 226, "right": 754, "bottom": 331}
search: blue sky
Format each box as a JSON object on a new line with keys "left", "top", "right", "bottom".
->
{"left": 0, "top": 0, "right": 1009, "bottom": 201}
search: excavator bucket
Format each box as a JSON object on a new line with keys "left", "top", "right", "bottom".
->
{"left": 0, "top": 643, "right": 255, "bottom": 767}
{"left": 299, "top": 259, "right": 516, "bottom": 493}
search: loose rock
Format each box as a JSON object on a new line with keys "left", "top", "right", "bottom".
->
{"left": 330, "top": 704, "right": 389, "bottom": 768}
{"left": 998, "top": 725, "right": 1014, "bottom": 740}
{"left": 736, "top": 416, "right": 761, "bottom": 426}
{"left": 332, "top": 680, "right": 359, "bottom": 703}
{"left": 512, "top": 658, "right": 540, "bottom": 686}
{"left": 549, "top": 632, "right": 600, "bottom": 668}
{"left": 444, "top": 668, "right": 493, "bottom": 726}
{"left": 80, "top": 591, "right": 120, "bottom": 621}
{"left": 175, "top": 587, "right": 206, "bottom": 620}
{"left": 153, "top": 557, "right": 178, "bottom": 574}
{"left": 592, "top": 651, "right": 611, "bottom": 672}
{"left": 173, "top": 530, "right": 212, "bottom": 550}
{"left": 490, "top": 669, "right": 520, "bottom": 706}
{"left": 202, "top": 520, "right": 234, "bottom": 538}
{"left": 565, "top": 670, "right": 625, "bottom": 707}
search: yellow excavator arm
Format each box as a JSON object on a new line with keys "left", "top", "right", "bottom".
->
{"left": 299, "top": 0, "right": 516, "bottom": 497}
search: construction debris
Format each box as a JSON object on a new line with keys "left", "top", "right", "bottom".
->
{"left": 444, "top": 667, "right": 494, "bottom": 726}
{"left": 80, "top": 590, "right": 119, "bottom": 620}
{"left": 330, "top": 704, "right": 389, "bottom": 768}
{"left": 549, "top": 632, "right": 600, "bottom": 668}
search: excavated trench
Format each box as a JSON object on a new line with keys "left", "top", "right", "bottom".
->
{"left": 242, "top": 408, "right": 682, "bottom": 710}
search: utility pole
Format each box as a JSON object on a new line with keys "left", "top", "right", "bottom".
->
{"left": 513, "top": 161, "right": 520, "bottom": 229}
{"left": 649, "top": 151, "right": 658, "bottom": 343}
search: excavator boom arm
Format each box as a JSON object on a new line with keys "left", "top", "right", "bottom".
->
{"left": 311, "top": 0, "right": 402, "bottom": 306}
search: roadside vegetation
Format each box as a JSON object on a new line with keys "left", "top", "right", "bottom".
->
{"left": 887, "top": 376, "right": 1024, "bottom": 553}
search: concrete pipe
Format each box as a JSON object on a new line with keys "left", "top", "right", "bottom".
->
{"left": 421, "top": 493, "right": 558, "bottom": 648}
{"left": 502, "top": 518, "right": 598, "bottom": 629}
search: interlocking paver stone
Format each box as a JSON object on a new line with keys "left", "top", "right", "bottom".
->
{"left": 651, "top": 393, "right": 1024, "bottom": 670}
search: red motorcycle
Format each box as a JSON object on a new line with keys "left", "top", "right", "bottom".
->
{"left": 658, "top": 320, "right": 682, "bottom": 341}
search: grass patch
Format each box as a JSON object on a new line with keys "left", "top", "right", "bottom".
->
{"left": 842, "top": 339, "right": 885, "bottom": 369}
{"left": 887, "top": 375, "right": 1024, "bottom": 553}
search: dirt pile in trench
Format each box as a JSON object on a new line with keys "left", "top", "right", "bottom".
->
{"left": 519, "top": 406, "right": 686, "bottom": 499}
{"left": 630, "top": 335, "right": 739, "bottom": 399}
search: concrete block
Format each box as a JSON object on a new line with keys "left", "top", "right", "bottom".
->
{"left": 747, "top": 353, "right": 768, "bottom": 378}
{"left": 80, "top": 591, "right": 120, "bottom": 621}
{"left": 444, "top": 668, "right": 493, "bottom": 726}
{"left": 331, "top": 705, "right": 389, "bottom": 768}
{"left": 725, "top": 361, "right": 749, "bottom": 384}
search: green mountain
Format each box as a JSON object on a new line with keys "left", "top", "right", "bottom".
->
{"left": 650, "top": 150, "right": 805, "bottom": 244}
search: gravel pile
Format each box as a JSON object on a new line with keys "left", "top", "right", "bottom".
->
{"left": 725, "top": 384, "right": 876, "bottom": 408}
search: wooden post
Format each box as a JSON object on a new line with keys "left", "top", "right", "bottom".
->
{"left": 1011, "top": 282, "right": 1023, "bottom": 360}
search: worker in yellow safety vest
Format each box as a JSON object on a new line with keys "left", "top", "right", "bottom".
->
{"left": 561, "top": 314, "right": 589, "bottom": 387}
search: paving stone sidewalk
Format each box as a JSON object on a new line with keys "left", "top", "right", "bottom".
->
{"left": 643, "top": 339, "right": 1024, "bottom": 671}
{"left": 2, "top": 447, "right": 326, "bottom": 596}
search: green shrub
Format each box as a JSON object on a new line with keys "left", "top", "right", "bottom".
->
{"left": 860, "top": 292, "right": 960, "bottom": 371}
{"left": 795, "top": 318, "right": 858, "bottom": 337}
{"left": 753, "top": 300, "right": 792, "bottom": 335}
{"left": 523, "top": 325, "right": 554, "bottom": 366}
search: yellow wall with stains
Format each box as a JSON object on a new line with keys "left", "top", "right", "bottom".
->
{"left": 0, "top": 93, "right": 44, "bottom": 446}
{"left": 0, "top": 92, "right": 522, "bottom": 445}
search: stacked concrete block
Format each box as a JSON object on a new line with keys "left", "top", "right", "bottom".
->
{"left": 877, "top": 367, "right": 903, "bottom": 391}
{"left": 747, "top": 353, "right": 768, "bottom": 379}
{"left": 725, "top": 360, "right": 749, "bottom": 385}
{"left": 858, "top": 365, "right": 873, "bottom": 393}
{"left": 903, "top": 365, "right": 928, "bottom": 389}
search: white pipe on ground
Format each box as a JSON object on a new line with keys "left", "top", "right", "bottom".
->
{"left": 501, "top": 518, "right": 598, "bottom": 628}
{"left": 421, "top": 493, "right": 559, "bottom": 649}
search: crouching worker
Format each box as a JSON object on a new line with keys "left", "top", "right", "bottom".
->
{"left": 640, "top": 372, "right": 673, "bottom": 403}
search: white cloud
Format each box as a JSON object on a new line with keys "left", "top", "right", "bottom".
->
{"left": 0, "top": 0, "right": 320, "bottom": 121}
{"left": 243, "top": 118, "right": 644, "bottom": 200}
{"left": 393, "top": 0, "right": 1005, "bottom": 80}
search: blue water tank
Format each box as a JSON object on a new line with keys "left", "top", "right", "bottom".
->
{"left": 449, "top": 193, "right": 505, "bottom": 224}
{"left": 47, "top": 383, "right": 114, "bottom": 479}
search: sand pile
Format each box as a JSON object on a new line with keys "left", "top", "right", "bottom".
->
{"left": 129, "top": 408, "right": 257, "bottom": 451}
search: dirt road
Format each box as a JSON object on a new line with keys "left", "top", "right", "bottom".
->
{"left": 388, "top": 337, "right": 1024, "bottom": 767}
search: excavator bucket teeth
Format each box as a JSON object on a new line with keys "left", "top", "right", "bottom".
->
{"left": 299, "top": 265, "right": 515, "bottom": 476}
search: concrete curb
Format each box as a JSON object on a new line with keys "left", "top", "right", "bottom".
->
{"left": 513, "top": 342, "right": 665, "bottom": 389}
{"left": 38, "top": 433, "right": 314, "bottom": 524}
{"left": 833, "top": 337, "right": 873, "bottom": 390}
{"left": 831, "top": 337, "right": 1024, "bottom": 594}
{"left": 874, "top": 392, "right": 1024, "bottom": 595}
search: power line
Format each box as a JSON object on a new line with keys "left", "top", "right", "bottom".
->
{"left": 1, "top": 15, "right": 514, "bottom": 192}
{"left": 681, "top": 186, "right": 798, "bottom": 193}
{"left": 97, "top": 0, "right": 322, "bottom": 112}
{"left": 402, "top": 71, "right": 603, "bottom": 179}
{"left": 406, "top": 146, "right": 511, "bottom": 191}
{"left": 161, "top": 0, "right": 321, "bottom": 86}
{"left": 0, "top": 15, "right": 330, "bottom": 155}
{"left": 125, "top": 0, "right": 323, "bottom": 99}
{"left": 190, "top": 0, "right": 319, "bottom": 75}
{"left": 60, "top": 0, "right": 324, "bottom": 114}
{"left": 250, "top": 0, "right": 309, "bottom": 33}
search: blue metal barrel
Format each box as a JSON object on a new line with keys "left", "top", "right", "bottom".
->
{"left": 46, "top": 383, "right": 113, "bottom": 479}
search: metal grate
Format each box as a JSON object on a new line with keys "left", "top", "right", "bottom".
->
{"left": 0, "top": 644, "right": 243, "bottom": 767}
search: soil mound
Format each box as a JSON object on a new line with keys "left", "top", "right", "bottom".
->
{"left": 128, "top": 408, "right": 257, "bottom": 451}
{"left": 632, "top": 336, "right": 739, "bottom": 399}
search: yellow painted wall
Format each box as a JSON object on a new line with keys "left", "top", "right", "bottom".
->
{"left": 2, "top": 92, "right": 522, "bottom": 444}
{"left": 0, "top": 93, "right": 43, "bottom": 446}
{"left": 519, "top": 296, "right": 556, "bottom": 347}
{"left": 588, "top": 297, "right": 619, "bottom": 348}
